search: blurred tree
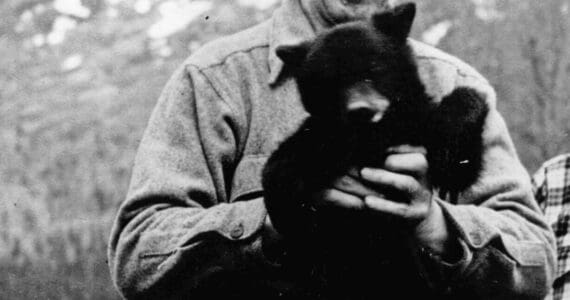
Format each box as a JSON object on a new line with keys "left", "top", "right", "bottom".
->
{"left": 0, "top": 1, "right": 277, "bottom": 299}
{"left": 514, "top": 0, "right": 570, "bottom": 169}
{"left": 413, "top": 0, "right": 570, "bottom": 171}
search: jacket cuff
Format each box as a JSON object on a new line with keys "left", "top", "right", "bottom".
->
{"left": 210, "top": 198, "right": 285, "bottom": 271}
{"left": 417, "top": 237, "right": 472, "bottom": 292}
{"left": 242, "top": 201, "right": 289, "bottom": 271}
{"left": 436, "top": 199, "right": 495, "bottom": 250}
{"left": 209, "top": 198, "right": 267, "bottom": 242}
{"left": 416, "top": 200, "right": 474, "bottom": 293}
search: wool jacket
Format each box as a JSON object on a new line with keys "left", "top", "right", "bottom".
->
{"left": 108, "top": 1, "right": 556, "bottom": 299}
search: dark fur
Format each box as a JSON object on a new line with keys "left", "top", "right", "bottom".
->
{"left": 262, "top": 3, "right": 488, "bottom": 237}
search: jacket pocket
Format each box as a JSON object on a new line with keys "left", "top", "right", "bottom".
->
{"left": 229, "top": 155, "right": 267, "bottom": 203}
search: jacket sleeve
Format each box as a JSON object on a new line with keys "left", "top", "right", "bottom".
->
{"left": 416, "top": 54, "right": 557, "bottom": 299}
{"left": 107, "top": 64, "right": 278, "bottom": 299}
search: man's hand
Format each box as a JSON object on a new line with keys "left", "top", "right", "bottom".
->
{"left": 314, "top": 146, "right": 454, "bottom": 256}
{"left": 361, "top": 147, "right": 433, "bottom": 224}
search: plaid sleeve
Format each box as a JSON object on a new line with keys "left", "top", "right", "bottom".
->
{"left": 533, "top": 154, "right": 570, "bottom": 300}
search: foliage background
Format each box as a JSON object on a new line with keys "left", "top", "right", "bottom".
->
{"left": 0, "top": 0, "right": 568, "bottom": 298}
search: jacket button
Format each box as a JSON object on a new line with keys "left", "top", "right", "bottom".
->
{"left": 230, "top": 223, "right": 244, "bottom": 239}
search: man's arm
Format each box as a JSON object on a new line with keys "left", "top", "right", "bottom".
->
{"left": 369, "top": 93, "right": 557, "bottom": 297}
{"left": 321, "top": 105, "right": 556, "bottom": 299}
{"left": 108, "top": 65, "right": 278, "bottom": 299}
{"left": 414, "top": 45, "right": 557, "bottom": 298}
{"left": 315, "top": 60, "right": 557, "bottom": 298}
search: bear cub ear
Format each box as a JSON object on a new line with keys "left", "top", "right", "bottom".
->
{"left": 276, "top": 42, "right": 311, "bottom": 69}
{"left": 372, "top": 2, "right": 416, "bottom": 42}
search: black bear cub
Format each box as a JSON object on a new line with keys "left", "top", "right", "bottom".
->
{"left": 262, "top": 3, "right": 489, "bottom": 237}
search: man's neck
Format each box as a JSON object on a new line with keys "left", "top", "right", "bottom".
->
{"left": 299, "top": 0, "right": 337, "bottom": 33}
{"left": 298, "top": 0, "right": 391, "bottom": 33}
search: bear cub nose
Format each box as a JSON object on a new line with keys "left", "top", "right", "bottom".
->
{"left": 347, "top": 107, "right": 379, "bottom": 124}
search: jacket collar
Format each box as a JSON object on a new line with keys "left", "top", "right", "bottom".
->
{"left": 268, "top": 0, "right": 317, "bottom": 85}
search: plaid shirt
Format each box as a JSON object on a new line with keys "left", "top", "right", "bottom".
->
{"left": 533, "top": 154, "right": 570, "bottom": 300}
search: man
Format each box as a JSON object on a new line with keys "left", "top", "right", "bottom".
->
{"left": 108, "top": 0, "right": 556, "bottom": 298}
{"left": 533, "top": 154, "right": 570, "bottom": 300}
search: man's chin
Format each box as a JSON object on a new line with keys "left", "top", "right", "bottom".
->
{"left": 316, "top": 0, "right": 391, "bottom": 24}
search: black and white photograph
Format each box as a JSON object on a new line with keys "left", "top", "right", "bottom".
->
{"left": 1, "top": 0, "right": 568, "bottom": 299}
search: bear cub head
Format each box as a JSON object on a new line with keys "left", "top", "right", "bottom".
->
{"left": 277, "top": 2, "right": 432, "bottom": 158}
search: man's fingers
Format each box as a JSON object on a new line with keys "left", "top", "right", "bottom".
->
{"left": 386, "top": 145, "right": 427, "bottom": 156}
{"left": 383, "top": 152, "right": 428, "bottom": 177}
{"left": 313, "top": 188, "right": 366, "bottom": 211}
{"left": 364, "top": 195, "right": 423, "bottom": 221}
{"left": 332, "top": 174, "right": 384, "bottom": 199}
{"left": 360, "top": 168, "right": 418, "bottom": 197}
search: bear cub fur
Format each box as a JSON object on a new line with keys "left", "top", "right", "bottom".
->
{"left": 262, "top": 3, "right": 489, "bottom": 237}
